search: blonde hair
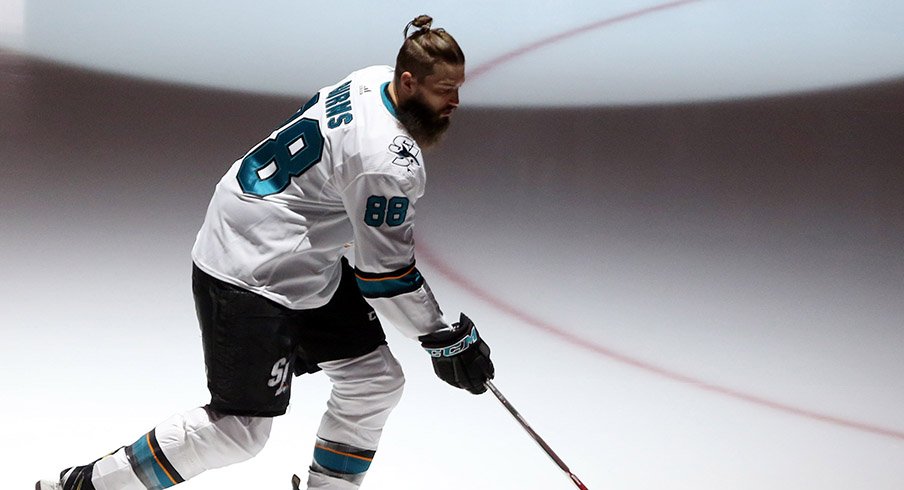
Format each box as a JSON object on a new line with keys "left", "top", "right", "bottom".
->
{"left": 395, "top": 15, "right": 465, "bottom": 81}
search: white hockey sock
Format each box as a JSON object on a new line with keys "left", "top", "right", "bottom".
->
{"left": 306, "top": 467, "right": 361, "bottom": 490}
{"left": 305, "top": 345, "right": 405, "bottom": 490}
{"left": 316, "top": 345, "right": 405, "bottom": 449}
{"left": 91, "top": 448, "right": 144, "bottom": 490}
{"left": 90, "top": 406, "right": 272, "bottom": 490}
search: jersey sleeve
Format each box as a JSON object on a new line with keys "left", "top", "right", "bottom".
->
{"left": 340, "top": 172, "right": 450, "bottom": 338}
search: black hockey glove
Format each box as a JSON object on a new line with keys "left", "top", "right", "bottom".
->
{"left": 419, "top": 313, "right": 494, "bottom": 394}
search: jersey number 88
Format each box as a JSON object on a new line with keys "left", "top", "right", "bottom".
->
{"left": 236, "top": 92, "right": 324, "bottom": 197}
{"left": 365, "top": 196, "right": 410, "bottom": 227}
{"left": 236, "top": 117, "right": 325, "bottom": 198}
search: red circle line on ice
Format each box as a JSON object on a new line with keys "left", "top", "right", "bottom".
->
{"left": 417, "top": 243, "right": 904, "bottom": 441}
{"left": 418, "top": 0, "right": 904, "bottom": 441}
{"left": 466, "top": 0, "right": 704, "bottom": 81}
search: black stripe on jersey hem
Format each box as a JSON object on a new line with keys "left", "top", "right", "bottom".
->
{"left": 149, "top": 429, "right": 186, "bottom": 485}
{"left": 353, "top": 261, "right": 417, "bottom": 280}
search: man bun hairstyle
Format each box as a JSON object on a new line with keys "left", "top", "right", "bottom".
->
{"left": 395, "top": 15, "right": 465, "bottom": 81}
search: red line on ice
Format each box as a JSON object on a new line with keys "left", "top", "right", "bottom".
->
{"left": 467, "top": 0, "right": 704, "bottom": 81}
{"left": 417, "top": 243, "right": 904, "bottom": 441}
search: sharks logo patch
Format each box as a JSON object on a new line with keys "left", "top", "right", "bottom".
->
{"left": 388, "top": 135, "right": 421, "bottom": 169}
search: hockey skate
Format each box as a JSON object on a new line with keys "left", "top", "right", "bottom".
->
{"left": 35, "top": 465, "right": 93, "bottom": 490}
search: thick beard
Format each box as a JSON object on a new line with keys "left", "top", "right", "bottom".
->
{"left": 395, "top": 94, "right": 451, "bottom": 149}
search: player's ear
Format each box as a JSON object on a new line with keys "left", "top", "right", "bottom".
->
{"left": 399, "top": 71, "right": 418, "bottom": 96}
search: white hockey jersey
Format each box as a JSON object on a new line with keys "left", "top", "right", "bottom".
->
{"left": 191, "top": 65, "right": 449, "bottom": 338}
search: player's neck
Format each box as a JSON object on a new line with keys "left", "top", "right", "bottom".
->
{"left": 386, "top": 81, "right": 400, "bottom": 108}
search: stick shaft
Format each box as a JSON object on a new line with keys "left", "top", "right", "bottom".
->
{"left": 485, "top": 380, "right": 589, "bottom": 489}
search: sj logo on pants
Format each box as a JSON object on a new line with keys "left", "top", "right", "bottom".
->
{"left": 268, "top": 357, "right": 290, "bottom": 396}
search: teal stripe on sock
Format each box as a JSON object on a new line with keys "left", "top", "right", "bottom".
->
{"left": 128, "top": 433, "right": 178, "bottom": 489}
{"left": 313, "top": 445, "right": 373, "bottom": 475}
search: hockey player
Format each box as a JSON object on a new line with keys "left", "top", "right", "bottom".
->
{"left": 36, "top": 14, "right": 494, "bottom": 490}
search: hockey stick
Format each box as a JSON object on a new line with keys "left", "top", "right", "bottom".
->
{"left": 485, "top": 380, "right": 589, "bottom": 489}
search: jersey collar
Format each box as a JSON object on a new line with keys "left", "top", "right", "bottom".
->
{"left": 381, "top": 82, "right": 398, "bottom": 118}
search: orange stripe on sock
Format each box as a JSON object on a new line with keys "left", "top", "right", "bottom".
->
{"left": 146, "top": 433, "right": 179, "bottom": 485}
{"left": 314, "top": 444, "right": 374, "bottom": 462}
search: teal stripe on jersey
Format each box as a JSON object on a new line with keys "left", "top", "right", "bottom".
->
{"left": 355, "top": 265, "right": 423, "bottom": 298}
